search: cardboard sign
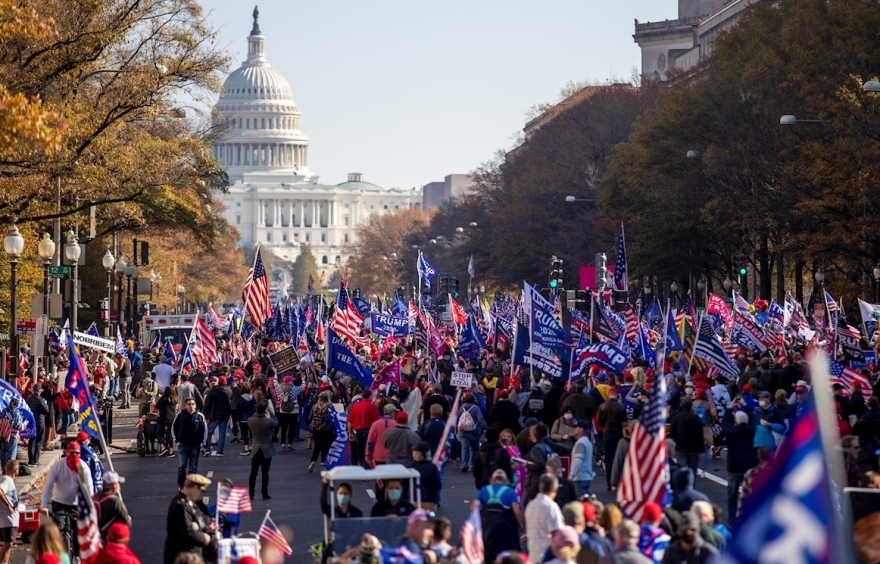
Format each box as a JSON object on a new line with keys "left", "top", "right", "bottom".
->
{"left": 267, "top": 346, "right": 300, "bottom": 375}
{"left": 450, "top": 371, "right": 473, "bottom": 388}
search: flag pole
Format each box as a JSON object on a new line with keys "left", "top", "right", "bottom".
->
{"left": 528, "top": 291, "right": 535, "bottom": 386}
{"left": 589, "top": 292, "right": 595, "bottom": 344}
{"left": 687, "top": 311, "right": 704, "bottom": 375}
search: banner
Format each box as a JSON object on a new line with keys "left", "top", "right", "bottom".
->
{"left": 707, "top": 293, "right": 732, "bottom": 325}
{"left": 0, "top": 379, "right": 35, "bottom": 440}
{"left": 571, "top": 341, "right": 630, "bottom": 378}
{"left": 370, "top": 361, "right": 400, "bottom": 391}
{"left": 732, "top": 309, "right": 770, "bottom": 353}
{"left": 72, "top": 331, "right": 115, "bottom": 353}
{"left": 326, "top": 328, "right": 373, "bottom": 389}
{"left": 458, "top": 316, "right": 487, "bottom": 360}
{"left": 324, "top": 405, "right": 350, "bottom": 469}
{"left": 370, "top": 313, "right": 410, "bottom": 337}
{"left": 512, "top": 320, "right": 569, "bottom": 379}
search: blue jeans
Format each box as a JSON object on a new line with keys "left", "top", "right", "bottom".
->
{"left": 177, "top": 446, "right": 200, "bottom": 487}
{"left": 2, "top": 437, "right": 18, "bottom": 468}
{"left": 107, "top": 377, "right": 119, "bottom": 398}
{"left": 574, "top": 480, "right": 592, "bottom": 498}
{"left": 458, "top": 432, "right": 480, "bottom": 469}
{"left": 206, "top": 419, "right": 228, "bottom": 454}
{"left": 59, "top": 410, "right": 74, "bottom": 436}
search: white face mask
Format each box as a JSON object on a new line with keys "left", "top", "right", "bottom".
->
{"left": 563, "top": 413, "right": 573, "bottom": 421}
{"left": 759, "top": 400, "right": 769, "bottom": 409}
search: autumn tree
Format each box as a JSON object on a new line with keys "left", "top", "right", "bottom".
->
{"left": 288, "top": 244, "right": 321, "bottom": 296}
{"left": 347, "top": 208, "right": 430, "bottom": 295}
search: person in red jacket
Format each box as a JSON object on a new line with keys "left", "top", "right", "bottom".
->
{"left": 348, "top": 388, "right": 380, "bottom": 469}
{"left": 95, "top": 522, "right": 140, "bottom": 564}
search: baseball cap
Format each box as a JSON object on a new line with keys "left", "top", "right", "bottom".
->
{"left": 218, "top": 376, "right": 227, "bottom": 385}
{"left": 582, "top": 501, "right": 597, "bottom": 522}
{"left": 107, "top": 522, "right": 130, "bottom": 542}
{"left": 413, "top": 441, "right": 430, "bottom": 454}
{"left": 573, "top": 419, "right": 591, "bottom": 429}
{"left": 76, "top": 431, "right": 89, "bottom": 443}
{"left": 742, "top": 383, "right": 752, "bottom": 393}
{"left": 103, "top": 472, "right": 126, "bottom": 485}
{"left": 65, "top": 442, "right": 80, "bottom": 454}
{"left": 758, "top": 391, "right": 772, "bottom": 399}
{"left": 832, "top": 383, "right": 845, "bottom": 391}
{"left": 796, "top": 385, "right": 807, "bottom": 393}
{"left": 395, "top": 411, "right": 409, "bottom": 425}
{"left": 642, "top": 502, "right": 663, "bottom": 524}
{"left": 552, "top": 526, "right": 580, "bottom": 548}
{"left": 383, "top": 404, "right": 399, "bottom": 414}
{"left": 407, "top": 508, "right": 433, "bottom": 525}
{"left": 597, "top": 373, "right": 609, "bottom": 382}
{"left": 185, "top": 473, "right": 211, "bottom": 490}
{"left": 236, "top": 557, "right": 259, "bottom": 564}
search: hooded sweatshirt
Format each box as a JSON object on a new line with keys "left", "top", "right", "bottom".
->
{"left": 670, "top": 467, "right": 709, "bottom": 513}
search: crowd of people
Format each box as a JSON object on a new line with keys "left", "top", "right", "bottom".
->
{"left": 2, "top": 296, "right": 878, "bottom": 564}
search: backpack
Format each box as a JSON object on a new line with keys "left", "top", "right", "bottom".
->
{"left": 458, "top": 406, "right": 477, "bottom": 432}
{"left": 694, "top": 403, "right": 709, "bottom": 425}
{"left": 479, "top": 447, "right": 505, "bottom": 485}
{"left": 280, "top": 392, "right": 295, "bottom": 413}
{"left": 310, "top": 405, "right": 330, "bottom": 431}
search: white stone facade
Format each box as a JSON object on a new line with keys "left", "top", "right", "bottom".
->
{"left": 214, "top": 9, "right": 421, "bottom": 276}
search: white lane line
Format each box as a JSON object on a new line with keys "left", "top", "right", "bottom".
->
{"left": 366, "top": 489, "right": 376, "bottom": 500}
{"left": 703, "top": 471, "right": 728, "bottom": 486}
{"left": 207, "top": 471, "right": 214, "bottom": 478}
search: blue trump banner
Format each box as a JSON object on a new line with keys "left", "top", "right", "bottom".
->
{"left": 370, "top": 313, "right": 410, "bottom": 337}
{"left": 513, "top": 319, "right": 569, "bottom": 379}
{"left": 458, "top": 316, "right": 488, "bottom": 360}
{"left": 0, "top": 379, "right": 35, "bottom": 440}
{"left": 327, "top": 328, "right": 373, "bottom": 388}
{"left": 324, "top": 405, "right": 350, "bottom": 469}
{"left": 66, "top": 332, "right": 102, "bottom": 440}
{"left": 571, "top": 341, "right": 630, "bottom": 379}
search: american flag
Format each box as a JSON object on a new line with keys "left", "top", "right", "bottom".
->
{"left": 115, "top": 327, "right": 128, "bottom": 357}
{"left": 829, "top": 359, "right": 873, "bottom": 397}
{"left": 458, "top": 507, "right": 484, "bottom": 564}
{"left": 684, "top": 293, "right": 698, "bottom": 332}
{"left": 191, "top": 313, "right": 218, "bottom": 372}
{"left": 242, "top": 246, "right": 272, "bottom": 327}
{"left": 732, "top": 289, "right": 751, "bottom": 313}
{"left": 258, "top": 511, "right": 292, "bottom": 556}
{"left": 693, "top": 315, "right": 740, "bottom": 380}
{"left": 149, "top": 330, "right": 162, "bottom": 351}
{"left": 613, "top": 222, "right": 629, "bottom": 292}
{"left": 332, "top": 281, "right": 365, "bottom": 346}
{"left": 448, "top": 294, "right": 467, "bottom": 325}
{"left": 617, "top": 367, "right": 668, "bottom": 521}
{"left": 432, "top": 390, "right": 462, "bottom": 470}
{"left": 622, "top": 304, "right": 639, "bottom": 343}
{"left": 825, "top": 291, "right": 839, "bottom": 313}
{"left": 217, "top": 484, "right": 252, "bottom": 514}
{"left": 77, "top": 485, "right": 102, "bottom": 562}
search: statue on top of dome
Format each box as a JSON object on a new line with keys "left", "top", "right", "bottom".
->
{"left": 251, "top": 5, "right": 261, "bottom": 35}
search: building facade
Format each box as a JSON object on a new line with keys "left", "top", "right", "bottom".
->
{"left": 634, "top": 0, "right": 770, "bottom": 81}
{"left": 214, "top": 8, "right": 421, "bottom": 276}
{"left": 421, "top": 174, "right": 475, "bottom": 210}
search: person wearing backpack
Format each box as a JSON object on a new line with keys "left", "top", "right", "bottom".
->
{"left": 473, "top": 428, "right": 512, "bottom": 489}
{"left": 457, "top": 393, "right": 487, "bottom": 473}
{"left": 277, "top": 376, "right": 302, "bottom": 452}
{"left": 135, "top": 372, "right": 158, "bottom": 418}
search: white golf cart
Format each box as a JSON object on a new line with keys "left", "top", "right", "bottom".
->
{"left": 318, "top": 464, "right": 422, "bottom": 563}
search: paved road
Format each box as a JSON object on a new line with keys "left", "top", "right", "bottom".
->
{"left": 14, "top": 408, "right": 733, "bottom": 562}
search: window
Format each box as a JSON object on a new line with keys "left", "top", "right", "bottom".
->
{"left": 344, "top": 216, "right": 350, "bottom": 227}
{"left": 383, "top": 205, "right": 388, "bottom": 210}
{"left": 344, "top": 234, "right": 349, "bottom": 243}
{"left": 305, "top": 234, "right": 310, "bottom": 242}
{"left": 335, "top": 256, "right": 341, "bottom": 265}
{"left": 236, "top": 201, "right": 241, "bottom": 207}
{"left": 236, "top": 215, "right": 241, "bottom": 225}
{"left": 322, "top": 256, "right": 328, "bottom": 264}
{"left": 266, "top": 232, "right": 272, "bottom": 242}
{"left": 282, "top": 234, "right": 287, "bottom": 242}
{"left": 294, "top": 233, "right": 299, "bottom": 241}
{"left": 320, "top": 233, "right": 326, "bottom": 242}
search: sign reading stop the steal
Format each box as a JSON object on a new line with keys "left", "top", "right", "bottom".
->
{"left": 450, "top": 371, "right": 473, "bottom": 388}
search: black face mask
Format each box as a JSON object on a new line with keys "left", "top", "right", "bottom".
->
{"left": 681, "top": 532, "right": 697, "bottom": 544}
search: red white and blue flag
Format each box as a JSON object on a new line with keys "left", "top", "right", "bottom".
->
{"left": 332, "top": 280, "right": 366, "bottom": 347}
{"left": 217, "top": 484, "right": 252, "bottom": 514}
{"left": 190, "top": 313, "right": 217, "bottom": 373}
{"left": 432, "top": 390, "right": 462, "bottom": 470}
{"left": 613, "top": 222, "right": 629, "bottom": 292}
{"left": 77, "top": 485, "right": 102, "bottom": 563}
{"left": 617, "top": 365, "right": 668, "bottom": 521}
{"left": 242, "top": 245, "right": 272, "bottom": 327}
{"left": 829, "top": 359, "right": 873, "bottom": 397}
{"left": 258, "top": 511, "right": 292, "bottom": 556}
{"left": 458, "top": 507, "right": 484, "bottom": 564}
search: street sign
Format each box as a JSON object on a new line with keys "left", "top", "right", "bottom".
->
{"left": 450, "top": 371, "right": 473, "bottom": 388}
{"left": 47, "top": 265, "right": 70, "bottom": 278}
{"left": 15, "top": 319, "right": 37, "bottom": 335}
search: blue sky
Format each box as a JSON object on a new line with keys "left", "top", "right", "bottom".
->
{"left": 203, "top": 1, "right": 676, "bottom": 189}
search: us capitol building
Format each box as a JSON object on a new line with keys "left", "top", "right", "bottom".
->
{"left": 213, "top": 8, "right": 422, "bottom": 277}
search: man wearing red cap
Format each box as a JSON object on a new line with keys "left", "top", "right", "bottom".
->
{"left": 637, "top": 502, "right": 670, "bottom": 564}
{"left": 95, "top": 522, "right": 140, "bottom": 564}
{"left": 203, "top": 376, "right": 232, "bottom": 456}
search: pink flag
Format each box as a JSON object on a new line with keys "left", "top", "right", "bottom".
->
{"left": 707, "top": 293, "right": 733, "bottom": 324}
{"left": 370, "top": 361, "right": 401, "bottom": 391}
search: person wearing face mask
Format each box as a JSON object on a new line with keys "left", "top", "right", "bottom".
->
{"left": 40, "top": 442, "right": 94, "bottom": 557}
{"left": 320, "top": 475, "right": 362, "bottom": 518}
{"left": 369, "top": 479, "right": 415, "bottom": 517}
{"left": 550, "top": 407, "right": 577, "bottom": 449}
{"left": 752, "top": 391, "right": 785, "bottom": 452}
{"left": 659, "top": 511, "right": 718, "bottom": 564}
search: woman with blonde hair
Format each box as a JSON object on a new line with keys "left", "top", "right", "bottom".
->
{"left": 499, "top": 429, "right": 526, "bottom": 501}
{"left": 308, "top": 392, "right": 335, "bottom": 473}
{"left": 27, "top": 520, "right": 70, "bottom": 564}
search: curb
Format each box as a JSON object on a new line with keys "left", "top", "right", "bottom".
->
{"left": 16, "top": 449, "right": 62, "bottom": 497}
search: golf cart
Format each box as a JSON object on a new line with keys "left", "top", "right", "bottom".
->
{"left": 318, "top": 464, "right": 422, "bottom": 563}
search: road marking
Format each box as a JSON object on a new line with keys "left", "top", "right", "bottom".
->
{"left": 203, "top": 496, "right": 210, "bottom": 504}
{"left": 366, "top": 489, "right": 376, "bottom": 500}
{"left": 703, "top": 471, "right": 728, "bottom": 486}
{"left": 207, "top": 471, "right": 214, "bottom": 478}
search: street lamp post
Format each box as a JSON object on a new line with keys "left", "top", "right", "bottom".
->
{"left": 125, "top": 264, "right": 138, "bottom": 337}
{"left": 115, "top": 257, "right": 127, "bottom": 333}
{"left": 723, "top": 276, "right": 733, "bottom": 300}
{"left": 4, "top": 225, "right": 24, "bottom": 381}
{"left": 102, "top": 250, "right": 115, "bottom": 337}
{"left": 64, "top": 231, "right": 81, "bottom": 333}
{"left": 874, "top": 263, "right": 880, "bottom": 303}
{"left": 697, "top": 277, "right": 707, "bottom": 308}
{"left": 670, "top": 281, "right": 679, "bottom": 309}
{"left": 38, "top": 233, "right": 55, "bottom": 374}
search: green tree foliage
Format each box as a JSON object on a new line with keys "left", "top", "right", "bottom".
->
{"left": 290, "top": 244, "right": 320, "bottom": 296}
{"left": 603, "top": 0, "right": 880, "bottom": 300}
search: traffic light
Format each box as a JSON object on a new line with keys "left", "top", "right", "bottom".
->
{"left": 451, "top": 278, "right": 460, "bottom": 299}
{"left": 549, "top": 256, "right": 563, "bottom": 289}
{"left": 737, "top": 254, "right": 748, "bottom": 276}
{"left": 396, "top": 286, "right": 405, "bottom": 298}
{"left": 566, "top": 289, "right": 576, "bottom": 310}
{"left": 596, "top": 253, "right": 608, "bottom": 289}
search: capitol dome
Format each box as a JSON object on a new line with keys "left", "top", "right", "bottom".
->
{"left": 212, "top": 6, "right": 313, "bottom": 183}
